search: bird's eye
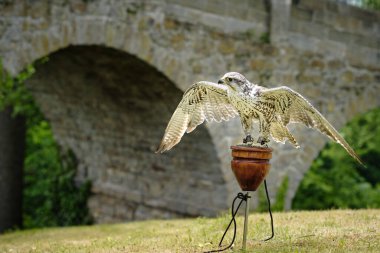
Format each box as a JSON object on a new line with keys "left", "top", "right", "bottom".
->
{"left": 227, "top": 77, "right": 233, "bottom": 82}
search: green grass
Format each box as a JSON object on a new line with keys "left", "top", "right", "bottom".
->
{"left": 0, "top": 209, "right": 379, "bottom": 252}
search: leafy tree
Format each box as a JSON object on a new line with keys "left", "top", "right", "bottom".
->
{"left": 363, "top": 0, "right": 380, "bottom": 10}
{"left": 23, "top": 121, "right": 92, "bottom": 228}
{"left": 0, "top": 60, "right": 92, "bottom": 229}
{"left": 293, "top": 108, "right": 380, "bottom": 210}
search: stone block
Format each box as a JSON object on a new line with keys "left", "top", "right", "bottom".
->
{"left": 296, "top": 72, "right": 322, "bottom": 85}
{"left": 325, "top": 1, "right": 338, "bottom": 12}
{"left": 360, "top": 19, "right": 377, "bottom": 36}
{"left": 261, "top": 44, "right": 279, "bottom": 57}
{"left": 163, "top": 18, "right": 178, "bottom": 29}
{"left": 272, "top": 71, "right": 295, "bottom": 84}
{"left": 351, "top": 34, "right": 379, "bottom": 49}
{"left": 328, "top": 29, "right": 353, "bottom": 43}
{"left": 170, "top": 33, "right": 185, "bottom": 50}
{"left": 346, "top": 46, "right": 380, "bottom": 70}
{"left": 340, "top": 70, "right": 354, "bottom": 83}
{"left": 317, "top": 39, "right": 347, "bottom": 59}
{"left": 114, "top": 203, "right": 134, "bottom": 220}
{"left": 334, "top": 15, "right": 361, "bottom": 33}
{"left": 218, "top": 39, "right": 235, "bottom": 55}
{"left": 355, "top": 73, "right": 373, "bottom": 83}
{"left": 309, "top": 59, "right": 325, "bottom": 69}
{"left": 289, "top": 18, "right": 328, "bottom": 38}
{"left": 313, "top": 10, "right": 335, "bottom": 27}
{"left": 105, "top": 21, "right": 127, "bottom": 50}
{"left": 296, "top": 0, "right": 325, "bottom": 11}
{"left": 250, "top": 58, "right": 273, "bottom": 71}
{"left": 25, "top": 0, "right": 49, "bottom": 19}
{"left": 327, "top": 59, "right": 344, "bottom": 70}
{"left": 341, "top": 4, "right": 377, "bottom": 23}
{"left": 290, "top": 7, "right": 313, "bottom": 21}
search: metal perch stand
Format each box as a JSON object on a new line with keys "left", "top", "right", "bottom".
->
{"left": 205, "top": 146, "right": 274, "bottom": 253}
{"left": 243, "top": 191, "right": 250, "bottom": 250}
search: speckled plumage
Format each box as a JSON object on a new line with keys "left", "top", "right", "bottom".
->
{"left": 156, "top": 72, "right": 363, "bottom": 165}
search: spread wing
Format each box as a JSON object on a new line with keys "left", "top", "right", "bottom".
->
{"left": 260, "top": 86, "right": 363, "bottom": 165}
{"left": 156, "top": 81, "right": 238, "bottom": 153}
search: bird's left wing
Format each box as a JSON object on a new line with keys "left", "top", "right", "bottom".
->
{"left": 156, "top": 81, "right": 238, "bottom": 153}
{"left": 260, "top": 86, "right": 363, "bottom": 165}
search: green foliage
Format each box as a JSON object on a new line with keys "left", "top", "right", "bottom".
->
{"left": 0, "top": 60, "right": 92, "bottom": 228}
{"left": 272, "top": 176, "right": 288, "bottom": 211}
{"left": 0, "top": 61, "right": 36, "bottom": 117}
{"left": 257, "top": 183, "right": 269, "bottom": 212}
{"left": 329, "top": 0, "right": 380, "bottom": 10}
{"left": 259, "top": 32, "right": 270, "bottom": 44}
{"left": 363, "top": 0, "right": 380, "bottom": 10}
{"left": 23, "top": 121, "right": 92, "bottom": 228}
{"left": 293, "top": 107, "right": 380, "bottom": 210}
{"left": 244, "top": 29, "right": 256, "bottom": 41}
{"left": 257, "top": 177, "right": 288, "bottom": 212}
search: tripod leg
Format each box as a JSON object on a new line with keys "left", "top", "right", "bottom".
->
{"left": 263, "top": 179, "right": 274, "bottom": 241}
{"left": 243, "top": 192, "right": 250, "bottom": 250}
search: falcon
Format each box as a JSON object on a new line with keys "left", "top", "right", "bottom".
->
{"left": 156, "top": 72, "right": 363, "bottom": 165}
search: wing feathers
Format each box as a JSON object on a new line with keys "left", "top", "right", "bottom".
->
{"left": 186, "top": 105, "right": 203, "bottom": 133}
{"left": 157, "top": 108, "right": 189, "bottom": 152}
{"left": 156, "top": 81, "right": 238, "bottom": 153}
{"left": 262, "top": 86, "right": 363, "bottom": 165}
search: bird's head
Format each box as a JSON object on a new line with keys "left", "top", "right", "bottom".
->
{"left": 218, "top": 72, "right": 249, "bottom": 92}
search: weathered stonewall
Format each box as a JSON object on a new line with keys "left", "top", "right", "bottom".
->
{"left": 1, "top": 0, "right": 379, "bottom": 221}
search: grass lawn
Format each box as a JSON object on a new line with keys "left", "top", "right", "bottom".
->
{"left": 0, "top": 209, "right": 379, "bottom": 252}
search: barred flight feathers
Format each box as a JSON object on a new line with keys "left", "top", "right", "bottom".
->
{"left": 260, "top": 86, "right": 364, "bottom": 165}
{"left": 156, "top": 81, "right": 238, "bottom": 153}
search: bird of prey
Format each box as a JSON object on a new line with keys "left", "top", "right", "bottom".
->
{"left": 156, "top": 72, "right": 363, "bottom": 165}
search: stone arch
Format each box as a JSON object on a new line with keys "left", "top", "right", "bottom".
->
{"left": 3, "top": 0, "right": 379, "bottom": 215}
{"left": 2, "top": 3, "right": 238, "bottom": 195}
{"left": 1, "top": 1, "right": 254, "bottom": 208}
{"left": 1, "top": 2, "right": 238, "bottom": 221}
{"left": 25, "top": 45, "right": 229, "bottom": 222}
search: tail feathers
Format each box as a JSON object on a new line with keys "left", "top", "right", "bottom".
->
{"left": 270, "top": 122, "right": 300, "bottom": 148}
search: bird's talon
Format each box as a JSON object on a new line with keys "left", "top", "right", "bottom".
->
{"left": 257, "top": 136, "right": 269, "bottom": 147}
{"left": 243, "top": 135, "right": 254, "bottom": 144}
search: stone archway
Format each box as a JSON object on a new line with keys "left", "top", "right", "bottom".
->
{"left": 26, "top": 45, "right": 228, "bottom": 222}
{"left": 2, "top": 0, "right": 379, "bottom": 217}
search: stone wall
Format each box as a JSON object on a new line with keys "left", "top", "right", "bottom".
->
{"left": 268, "top": 0, "right": 380, "bottom": 207}
{"left": 0, "top": 0, "right": 379, "bottom": 222}
{"left": 26, "top": 46, "right": 228, "bottom": 222}
{"left": 287, "top": 0, "right": 379, "bottom": 68}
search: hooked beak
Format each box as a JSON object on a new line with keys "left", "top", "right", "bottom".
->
{"left": 218, "top": 79, "right": 224, "bottom": 84}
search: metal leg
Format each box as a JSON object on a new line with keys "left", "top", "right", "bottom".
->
{"left": 205, "top": 192, "right": 252, "bottom": 253}
{"left": 242, "top": 191, "right": 250, "bottom": 250}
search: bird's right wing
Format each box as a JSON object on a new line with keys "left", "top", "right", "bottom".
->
{"left": 156, "top": 81, "right": 238, "bottom": 153}
{"left": 260, "top": 86, "right": 363, "bottom": 165}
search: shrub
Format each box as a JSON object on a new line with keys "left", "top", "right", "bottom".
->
{"left": 1, "top": 60, "right": 92, "bottom": 228}
{"left": 293, "top": 108, "right": 380, "bottom": 210}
